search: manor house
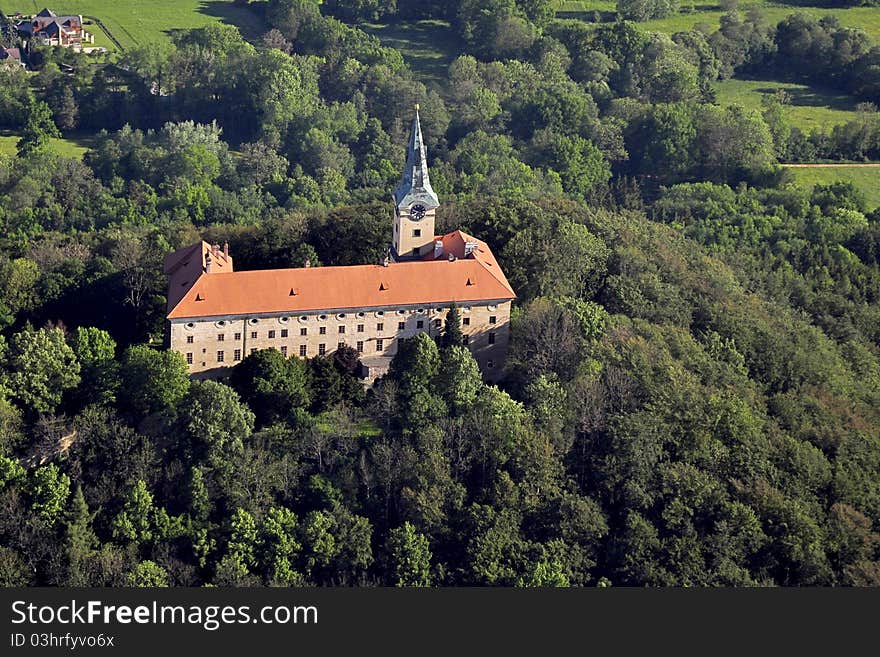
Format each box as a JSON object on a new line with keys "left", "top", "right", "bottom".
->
{"left": 164, "top": 108, "right": 515, "bottom": 382}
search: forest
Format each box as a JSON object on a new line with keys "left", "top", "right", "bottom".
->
{"left": 0, "top": 0, "right": 878, "bottom": 587}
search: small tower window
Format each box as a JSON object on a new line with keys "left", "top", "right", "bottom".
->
{"left": 413, "top": 229, "right": 421, "bottom": 238}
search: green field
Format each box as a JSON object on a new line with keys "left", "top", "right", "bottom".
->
{"left": 556, "top": 1, "right": 880, "bottom": 42}
{"left": 0, "top": 131, "right": 94, "bottom": 158}
{"left": 785, "top": 165, "right": 880, "bottom": 210}
{"left": 0, "top": 0, "right": 266, "bottom": 49}
{"left": 715, "top": 78, "right": 861, "bottom": 131}
{"left": 361, "top": 19, "right": 461, "bottom": 84}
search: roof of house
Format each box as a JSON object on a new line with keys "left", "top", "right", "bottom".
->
{"left": 166, "top": 231, "right": 514, "bottom": 320}
{"left": 164, "top": 241, "right": 234, "bottom": 313}
{"left": 18, "top": 13, "right": 82, "bottom": 36}
{"left": 36, "top": 8, "right": 57, "bottom": 17}
{"left": 0, "top": 48, "right": 21, "bottom": 60}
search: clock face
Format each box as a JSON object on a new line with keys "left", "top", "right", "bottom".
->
{"left": 410, "top": 204, "right": 427, "bottom": 221}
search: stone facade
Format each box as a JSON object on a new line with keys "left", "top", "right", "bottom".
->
{"left": 170, "top": 300, "right": 511, "bottom": 382}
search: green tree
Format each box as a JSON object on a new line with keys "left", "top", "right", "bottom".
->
{"left": 187, "top": 467, "right": 212, "bottom": 525}
{"left": 119, "top": 346, "right": 190, "bottom": 418}
{"left": 71, "top": 327, "right": 119, "bottom": 406}
{"left": 442, "top": 305, "right": 464, "bottom": 349}
{"left": 17, "top": 101, "right": 60, "bottom": 157}
{"left": 436, "top": 346, "right": 483, "bottom": 415}
{"left": 126, "top": 561, "right": 170, "bottom": 587}
{"left": 515, "top": 559, "right": 570, "bottom": 587}
{"left": 259, "top": 506, "right": 303, "bottom": 585}
{"left": 0, "top": 258, "right": 39, "bottom": 330}
{"left": 388, "top": 333, "right": 446, "bottom": 429}
{"left": 3, "top": 327, "right": 80, "bottom": 415}
{"left": 228, "top": 508, "right": 258, "bottom": 570}
{"left": 178, "top": 381, "right": 254, "bottom": 475}
{"left": 386, "top": 521, "right": 432, "bottom": 586}
{"left": 230, "top": 348, "right": 310, "bottom": 426}
{"left": 63, "top": 487, "right": 98, "bottom": 586}
{"left": 30, "top": 464, "right": 71, "bottom": 526}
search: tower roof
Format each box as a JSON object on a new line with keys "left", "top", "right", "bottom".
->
{"left": 392, "top": 106, "right": 439, "bottom": 210}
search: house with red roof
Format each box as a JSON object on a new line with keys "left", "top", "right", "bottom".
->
{"left": 165, "top": 108, "right": 516, "bottom": 382}
{"left": 16, "top": 8, "right": 93, "bottom": 49}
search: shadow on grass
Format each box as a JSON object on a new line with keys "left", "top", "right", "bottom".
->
{"left": 186, "top": 1, "right": 267, "bottom": 42}
{"left": 361, "top": 20, "right": 462, "bottom": 84}
{"left": 750, "top": 83, "right": 858, "bottom": 112}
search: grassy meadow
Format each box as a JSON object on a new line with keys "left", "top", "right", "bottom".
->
{"left": 556, "top": 1, "right": 880, "bottom": 42}
{"left": 0, "top": 131, "right": 94, "bottom": 158}
{"left": 785, "top": 165, "right": 880, "bottom": 210}
{"left": 714, "top": 78, "right": 863, "bottom": 131}
{"left": 0, "top": 0, "right": 266, "bottom": 49}
{"left": 361, "top": 19, "right": 462, "bottom": 84}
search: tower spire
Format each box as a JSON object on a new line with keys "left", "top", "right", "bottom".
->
{"left": 393, "top": 105, "right": 439, "bottom": 210}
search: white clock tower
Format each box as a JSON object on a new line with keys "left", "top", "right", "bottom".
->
{"left": 391, "top": 105, "right": 440, "bottom": 260}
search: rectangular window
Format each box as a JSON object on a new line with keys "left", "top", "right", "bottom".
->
{"left": 319, "top": 326, "right": 326, "bottom": 335}
{"left": 217, "top": 351, "right": 225, "bottom": 363}
{"left": 234, "top": 332, "right": 241, "bottom": 341}
{"left": 377, "top": 323, "right": 384, "bottom": 331}
{"left": 268, "top": 330, "right": 276, "bottom": 339}
{"left": 281, "top": 329, "right": 288, "bottom": 338}
{"left": 250, "top": 331, "right": 257, "bottom": 339}
{"left": 318, "top": 343, "right": 326, "bottom": 356}
{"left": 376, "top": 339, "right": 384, "bottom": 352}
{"left": 281, "top": 346, "right": 287, "bottom": 357}
{"left": 217, "top": 333, "right": 225, "bottom": 341}
{"left": 489, "top": 316, "right": 497, "bottom": 324}
{"left": 417, "top": 320, "right": 424, "bottom": 329}
{"left": 398, "top": 321, "right": 405, "bottom": 330}
{"left": 356, "top": 341, "right": 364, "bottom": 353}
{"left": 413, "top": 228, "right": 421, "bottom": 237}
{"left": 462, "top": 318, "right": 470, "bottom": 326}
{"left": 357, "top": 324, "right": 364, "bottom": 333}
{"left": 234, "top": 349, "right": 242, "bottom": 361}
{"left": 338, "top": 325, "right": 345, "bottom": 334}
{"left": 301, "top": 328, "right": 307, "bottom": 336}
{"left": 488, "top": 332, "right": 496, "bottom": 345}
{"left": 186, "top": 335, "right": 194, "bottom": 344}
{"left": 299, "top": 345, "right": 307, "bottom": 357}
{"left": 186, "top": 352, "right": 193, "bottom": 365}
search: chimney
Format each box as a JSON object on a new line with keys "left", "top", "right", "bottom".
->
{"left": 447, "top": 252, "right": 456, "bottom": 262}
{"left": 205, "top": 253, "right": 213, "bottom": 273}
{"left": 383, "top": 256, "right": 390, "bottom": 267}
{"left": 304, "top": 259, "right": 311, "bottom": 268}
{"left": 464, "top": 241, "right": 478, "bottom": 257}
{"left": 223, "top": 242, "right": 229, "bottom": 259}
{"left": 434, "top": 240, "right": 443, "bottom": 260}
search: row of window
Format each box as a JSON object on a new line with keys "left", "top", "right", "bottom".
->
{"left": 186, "top": 331, "right": 498, "bottom": 366}
{"left": 186, "top": 339, "right": 392, "bottom": 365}
{"left": 189, "top": 306, "right": 499, "bottom": 331}
{"left": 186, "top": 316, "right": 497, "bottom": 345}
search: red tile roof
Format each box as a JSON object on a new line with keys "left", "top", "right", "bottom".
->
{"left": 166, "top": 232, "right": 514, "bottom": 320}
{"left": 164, "top": 241, "right": 234, "bottom": 313}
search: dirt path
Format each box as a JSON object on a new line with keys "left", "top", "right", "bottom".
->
{"left": 783, "top": 163, "right": 880, "bottom": 168}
